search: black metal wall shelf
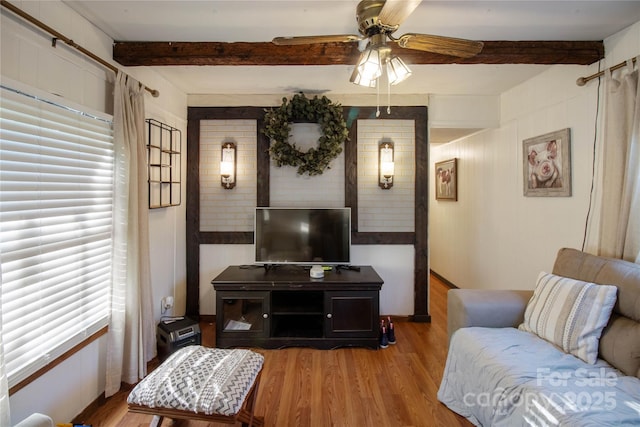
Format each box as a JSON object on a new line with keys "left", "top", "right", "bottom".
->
{"left": 146, "top": 118, "right": 181, "bottom": 208}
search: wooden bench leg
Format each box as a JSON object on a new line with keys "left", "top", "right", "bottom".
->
{"left": 238, "top": 375, "right": 263, "bottom": 427}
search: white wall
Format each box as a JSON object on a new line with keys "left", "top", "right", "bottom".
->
{"left": 429, "top": 21, "right": 640, "bottom": 291}
{"left": 428, "top": 94, "right": 500, "bottom": 129}
{"left": 1, "top": 1, "right": 187, "bottom": 424}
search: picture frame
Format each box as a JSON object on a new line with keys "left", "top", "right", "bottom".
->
{"left": 523, "top": 128, "right": 571, "bottom": 197}
{"left": 435, "top": 158, "right": 457, "bottom": 201}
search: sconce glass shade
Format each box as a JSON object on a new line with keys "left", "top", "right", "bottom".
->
{"left": 387, "top": 56, "right": 412, "bottom": 85}
{"left": 220, "top": 160, "right": 234, "bottom": 177}
{"left": 379, "top": 142, "right": 394, "bottom": 189}
{"left": 220, "top": 142, "right": 236, "bottom": 189}
{"left": 381, "top": 161, "right": 395, "bottom": 177}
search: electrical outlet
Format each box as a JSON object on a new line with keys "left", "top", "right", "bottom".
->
{"left": 161, "top": 296, "right": 174, "bottom": 312}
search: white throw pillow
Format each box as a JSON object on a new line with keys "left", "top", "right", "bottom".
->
{"left": 518, "top": 271, "right": 617, "bottom": 364}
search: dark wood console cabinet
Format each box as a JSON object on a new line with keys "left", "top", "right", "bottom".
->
{"left": 211, "top": 266, "right": 383, "bottom": 349}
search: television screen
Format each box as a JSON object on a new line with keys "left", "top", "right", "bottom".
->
{"left": 254, "top": 207, "right": 351, "bottom": 265}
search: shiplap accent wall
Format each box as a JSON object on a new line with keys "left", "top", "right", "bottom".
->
{"left": 196, "top": 118, "right": 419, "bottom": 316}
{"left": 270, "top": 123, "right": 345, "bottom": 207}
{"left": 200, "top": 119, "right": 257, "bottom": 232}
{"left": 198, "top": 120, "right": 416, "bottom": 231}
{"left": 357, "top": 119, "right": 415, "bottom": 232}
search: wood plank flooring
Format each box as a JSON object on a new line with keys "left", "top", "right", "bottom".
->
{"left": 76, "top": 274, "right": 472, "bottom": 427}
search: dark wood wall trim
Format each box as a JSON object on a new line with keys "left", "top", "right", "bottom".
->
{"left": 413, "top": 107, "right": 430, "bottom": 322}
{"left": 352, "top": 232, "right": 415, "bottom": 245}
{"left": 186, "top": 107, "right": 267, "bottom": 316}
{"left": 199, "top": 232, "right": 254, "bottom": 245}
{"left": 344, "top": 106, "right": 358, "bottom": 231}
{"left": 186, "top": 105, "right": 429, "bottom": 321}
{"left": 186, "top": 111, "right": 201, "bottom": 317}
{"left": 342, "top": 106, "right": 429, "bottom": 322}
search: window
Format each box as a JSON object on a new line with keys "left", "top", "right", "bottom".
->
{"left": 0, "top": 82, "right": 113, "bottom": 389}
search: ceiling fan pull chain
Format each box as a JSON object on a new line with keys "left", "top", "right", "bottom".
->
{"left": 387, "top": 72, "right": 391, "bottom": 115}
{"left": 376, "top": 80, "right": 381, "bottom": 117}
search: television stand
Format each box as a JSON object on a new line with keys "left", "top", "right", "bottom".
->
{"left": 261, "top": 263, "right": 278, "bottom": 272}
{"left": 336, "top": 264, "right": 360, "bottom": 273}
{"left": 211, "top": 265, "right": 383, "bottom": 349}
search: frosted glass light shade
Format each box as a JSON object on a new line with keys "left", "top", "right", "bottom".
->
{"left": 381, "top": 161, "right": 395, "bottom": 177}
{"left": 350, "top": 66, "right": 377, "bottom": 87}
{"left": 357, "top": 48, "right": 382, "bottom": 81}
{"left": 387, "top": 56, "right": 412, "bottom": 85}
{"left": 220, "top": 142, "right": 236, "bottom": 189}
{"left": 379, "top": 142, "right": 395, "bottom": 189}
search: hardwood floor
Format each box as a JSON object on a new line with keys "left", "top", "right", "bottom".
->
{"left": 76, "top": 274, "right": 472, "bottom": 427}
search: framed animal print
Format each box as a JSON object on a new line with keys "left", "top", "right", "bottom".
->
{"left": 523, "top": 128, "right": 571, "bottom": 197}
{"left": 435, "top": 158, "right": 457, "bottom": 201}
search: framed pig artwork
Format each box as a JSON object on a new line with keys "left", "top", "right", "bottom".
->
{"left": 435, "top": 158, "right": 457, "bottom": 201}
{"left": 523, "top": 128, "right": 571, "bottom": 197}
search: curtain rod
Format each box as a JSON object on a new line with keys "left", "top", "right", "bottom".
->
{"left": 576, "top": 57, "right": 637, "bottom": 86}
{"left": 1, "top": 0, "right": 159, "bottom": 97}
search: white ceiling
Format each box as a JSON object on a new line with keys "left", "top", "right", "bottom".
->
{"left": 63, "top": 1, "right": 640, "bottom": 97}
{"left": 61, "top": 0, "right": 640, "bottom": 143}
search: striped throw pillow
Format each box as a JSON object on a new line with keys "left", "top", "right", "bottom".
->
{"left": 518, "top": 272, "right": 617, "bottom": 364}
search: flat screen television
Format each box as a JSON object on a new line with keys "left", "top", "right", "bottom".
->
{"left": 254, "top": 207, "right": 351, "bottom": 265}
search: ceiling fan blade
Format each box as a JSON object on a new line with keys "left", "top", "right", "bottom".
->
{"left": 272, "top": 35, "right": 363, "bottom": 45}
{"left": 377, "top": 0, "right": 422, "bottom": 27}
{"left": 397, "top": 33, "right": 484, "bottom": 58}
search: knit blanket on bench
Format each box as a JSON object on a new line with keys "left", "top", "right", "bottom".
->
{"left": 128, "top": 346, "right": 264, "bottom": 416}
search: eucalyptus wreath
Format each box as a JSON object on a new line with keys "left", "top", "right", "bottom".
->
{"left": 263, "top": 93, "right": 349, "bottom": 176}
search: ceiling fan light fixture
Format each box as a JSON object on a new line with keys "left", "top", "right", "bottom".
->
{"left": 387, "top": 55, "right": 412, "bottom": 85}
{"left": 356, "top": 48, "right": 383, "bottom": 81}
{"left": 350, "top": 66, "right": 377, "bottom": 87}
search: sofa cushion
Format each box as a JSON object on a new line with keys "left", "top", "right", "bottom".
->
{"left": 438, "top": 327, "right": 640, "bottom": 426}
{"left": 518, "top": 271, "right": 617, "bottom": 364}
{"left": 553, "top": 248, "right": 640, "bottom": 378}
{"left": 553, "top": 248, "right": 640, "bottom": 322}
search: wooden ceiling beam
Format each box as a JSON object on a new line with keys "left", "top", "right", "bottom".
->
{"left": 113, "top": 40, "right": 603, "bottom": 67}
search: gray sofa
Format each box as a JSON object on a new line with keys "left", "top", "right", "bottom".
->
{"left": 438, "top": 248, "right": 640, "bottom": 426}
{"left": 14, "top": 414, "right": 53, "bottom": 427}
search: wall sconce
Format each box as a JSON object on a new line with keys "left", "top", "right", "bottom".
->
{"left": 220, "top": 142, "right": 236, "bottom": 189}
{"left": 379, "top": 141, "right": 394, "bottom": 189}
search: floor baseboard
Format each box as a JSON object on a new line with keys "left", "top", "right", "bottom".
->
{"left": 430, "top": 270, "right": 458, "bottom": 289}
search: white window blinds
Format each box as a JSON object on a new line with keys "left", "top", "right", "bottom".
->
{"left": 0, "top": 83, "right": 114, "bottom": 388}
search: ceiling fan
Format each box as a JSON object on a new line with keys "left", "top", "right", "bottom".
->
{"left": 272, "top": 0, "right": 484, "bottom": 60}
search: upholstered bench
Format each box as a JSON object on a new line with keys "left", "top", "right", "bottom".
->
{"left": 127, "top": 345, "right": 264, "bottom": 427}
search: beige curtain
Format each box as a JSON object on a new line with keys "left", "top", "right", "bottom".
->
{"left": 0, "top": 263, "right": 9, "bottom": 427}
{"left": 586, "top": 58, "right": 640, "bottom": 263}
{"left": 105, "top": 71, "right": 156, "bottom": 397}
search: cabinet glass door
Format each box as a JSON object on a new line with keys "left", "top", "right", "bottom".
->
{"left": 217, "top": 291, "right": 269, "bottom": 336}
